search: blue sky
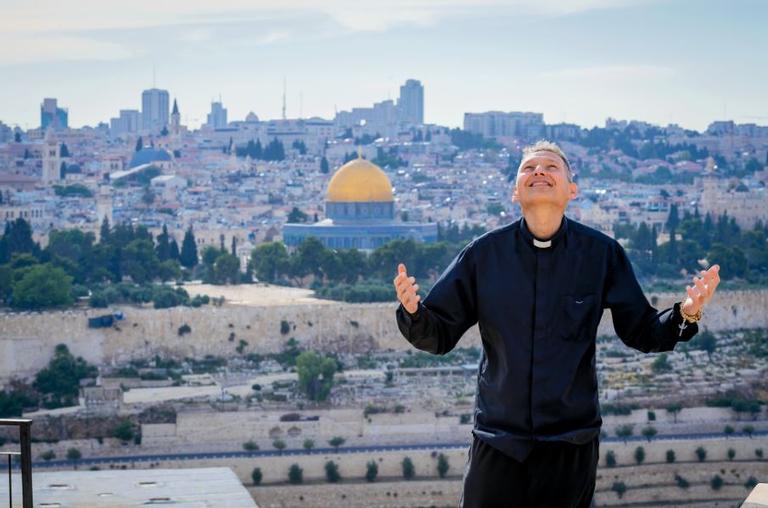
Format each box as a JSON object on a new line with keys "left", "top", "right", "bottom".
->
{"left": 1, "top": 0, "right": 766, "bottom": 131}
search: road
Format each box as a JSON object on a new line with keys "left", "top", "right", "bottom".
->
{"left": 6, "top": 429, "right": 765, "bottom": 470}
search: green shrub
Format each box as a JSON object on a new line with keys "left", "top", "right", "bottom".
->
{"left": 365, "top": 460, "right": 378, "bottom": 482}
{"left": 251, "top": 467, "right": 262, "bottom": 485}
{"left": 401, "top": 456, "right": 415, "bottom": 479}
{"left": 288, "top": 464, "right": 303, "bottom": 484}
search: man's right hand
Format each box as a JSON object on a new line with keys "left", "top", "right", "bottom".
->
{"left": 393, "top": 263, "right": 420, "bottom": 314}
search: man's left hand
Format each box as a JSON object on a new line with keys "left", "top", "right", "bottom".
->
{"left": 681, "top": 264, "right": 720, "bottom": 316}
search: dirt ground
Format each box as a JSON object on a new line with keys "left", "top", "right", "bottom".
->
{"left": 184, "top": 282, "right": 337, "bottom": 306}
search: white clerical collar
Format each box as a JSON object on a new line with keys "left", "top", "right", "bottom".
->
{"left": 533, "top": 238, "right": 552, "bottom": 248}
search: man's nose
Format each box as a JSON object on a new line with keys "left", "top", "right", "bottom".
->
{"left": 533, "top": 165, "right": 546, "bottom": 175}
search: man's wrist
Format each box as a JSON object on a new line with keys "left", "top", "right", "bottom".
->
{"left": 404, "top": 302, "right": 421, "bottom": 320}
{"left": 678, "top": 301, "right": 702, "bottom": 323}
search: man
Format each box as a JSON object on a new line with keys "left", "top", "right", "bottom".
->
{"left": 393, "top": 140, "right": 720, "bottom": 507}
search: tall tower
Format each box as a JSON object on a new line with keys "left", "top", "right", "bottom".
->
{"left": 170, "top": 99, "right": 181, "bottom": 136}
{"left": 40, "top": 98, "right": 69, "bottom": 130}
{"left": 205, "top": 101, "right": 228, "bottom": 129}
{"left": 96, "top": 186, "right": 113, "bottom": 238}
{"left": 141, "top": 88, "right": 170, "bottom": 133}
{"left": 42, "top": 128, "right": 62, "bottom": 184}
{"left": 397, "top": 79, "right": 424, "bottom": 125}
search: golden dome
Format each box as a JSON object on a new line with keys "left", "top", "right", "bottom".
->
{"left": 326, "top": 156, "right": 393, "bottom": 202}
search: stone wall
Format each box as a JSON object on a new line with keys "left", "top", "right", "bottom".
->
{"left": 1, "top": 289, "right": 766, "bottom": 383}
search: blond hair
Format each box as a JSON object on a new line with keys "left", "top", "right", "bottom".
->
{"left": 521, "top": 140, "right": 573, "bottom": 182}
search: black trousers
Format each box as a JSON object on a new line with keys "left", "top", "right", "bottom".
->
{"left": 459, "top": 436, "right": 599, "bottom": 508}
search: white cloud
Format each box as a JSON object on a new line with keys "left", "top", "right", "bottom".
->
{"left": 0, "top": 35, "right": 134, "bottom": 65}
{"left": 0, "top": 0, "right": 655, "bottom": 35}
{"left": 538, "top": 65, "right": 676, "bottom": 82}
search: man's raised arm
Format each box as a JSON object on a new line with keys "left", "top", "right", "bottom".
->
{"left": 393, "top": 241, "right": 479, "bottom": 355}
{"left": 603, "top": 240, "right": 719, "bottom": 353}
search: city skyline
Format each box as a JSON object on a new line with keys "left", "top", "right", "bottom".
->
{"left": 1, "top": 0, "right": 767, "bottom": 131}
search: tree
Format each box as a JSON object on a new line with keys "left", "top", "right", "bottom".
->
{"left": 249, "top": 242, "right": 289, "bottom": 283}
{"left": 666, "top": 449, "right": 676, "bottom": 463}
{"left": 727, "top": 448, "right": 736, "bottom": 461}
{"left": 66, "top": 448, "right": 82, "bottom": 461}
{"left": 691, "top": 330, "right": 717, "bottom": 362}
{"left": 272, "top": 439, "right": 286, "bottom": 453}
{"left": 365, "top": 460, "right": 378, "bottom": 482}
{"left": 302, "top": 439, "right": 314, "bottom": 450}
{"left": 325, "top": 460, "right": 341, "bottom": 483}
{"left": 651, "top": 353, "right": 672, "bottom": 373}
{"left": 155, "top": 225, "right": 172, "bottom": 261}
{"left": 320, "top": 156, "right": 330, "bottom": 174}
{"left": 666, "top": 403, "right": 682, "bottom": 423}
{"left": 743, "top": 425, "right": 755, "bottom": 438}
{"left": 328, "top": 436, "right": 345, "bottom": 451}
{"left": 287, "top": 207, "right": 309, "bottom": 223}
{"left": 401, "top": 456, "right": 415, "bottom": 479}
{"left": 157, "top": 259, "right": 181, "bottom": 282}
{"left": 122, "top": 239, "right": 159, "bottom": 283}
{"left": 169, "top": 239, "right": 180, "bottom": 261}
{"left": 675, "top": 474, "right": 690, "bottom": 489}
{"left": 634, "top": 446, "right": 645, "bottom": 464}
{"left": 3, "top": 218, "right": 37, "bottom": 259}
{"left": 611, "top": 481, "right": 627, "bottom": 499}
{"left": 213, "top": 253, "right": 241, "bottom": 284}
{"left": 40, "top": 450, "right": 56, "bottom": 461}
{"left": 437, "top": 453, "right": 450, "bottom": 478}
{"left": 296, "top": 351, "right": 337, "bottom": 401}
{"left": 710, "top": 474, "right": 723, "bottom": 490}
{"left": 242, "top": 440, "right": 258, "bottom": 451}
{"left": 34, "top": 344, "right": 97, "bottom": 408}
{"left": 251, "top": 467, "right": 262, "bottom": 485}
{"left": 724, "top": 424, "right": 734, "bottom": 437}
{"left": 288, "top": 464, "right": 303, "bottom": 484}
{"left": 180, "top": 227, "right": 198, "bottom": 268}
{"left": 135, "top": 136, "right": 143, "bottom": 152}
{"left": 695, "top": 446, "right": 707, "bottom": 462}
{"left": 11, "top": 263, "right": 73, "bottom": 309}
{"left": 615, "top": 424, "right": 634, "bottom": 442}
{"left": 641, "top": 426, "right": 657, "bottom": 441}
{"left": 112, "top": 419, "right": 135, "bottom": 442}
{"left": 605, "top": 450, "right": 616, "bottom": 467}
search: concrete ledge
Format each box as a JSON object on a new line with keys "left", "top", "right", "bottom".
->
{"left": 743, "top": 484, "right": 768, "bottom": 508}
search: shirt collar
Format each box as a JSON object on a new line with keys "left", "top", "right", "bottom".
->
{"left": 520, "top": 215, "right": 568, "bottom": 250}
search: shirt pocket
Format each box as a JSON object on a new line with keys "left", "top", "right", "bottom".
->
{"left": 559, "top": 293, "right": 596, "bottom": 341}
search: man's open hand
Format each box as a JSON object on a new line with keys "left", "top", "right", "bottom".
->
{"left": 681, "top": 264, "right": 720, "bottom": 316}
{"left": 393, "top": 263, "right": 420, "bottom": 314}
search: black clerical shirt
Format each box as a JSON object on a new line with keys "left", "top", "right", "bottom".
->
{"left": 395, "top": 215, "right": 699, "bottom": 462}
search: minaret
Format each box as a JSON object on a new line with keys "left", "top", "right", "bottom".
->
{"left": 96, "top": 185, "right": 114, "bottom": 240}
{"left": 170, "top": 99, "right": 180, "bottom": 137}
{"left": 42, "top": 128, "right": 61, "bottom": 184}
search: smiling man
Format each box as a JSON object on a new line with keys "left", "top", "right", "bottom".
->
{"left": 393, "top": 140, "right": 720, "bottom": 507}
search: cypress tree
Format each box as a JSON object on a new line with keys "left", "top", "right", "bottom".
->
{"left": 180, "top": 227, "right": 198, "bottom": 268}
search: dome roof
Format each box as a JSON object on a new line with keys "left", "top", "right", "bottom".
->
{"left": 129, "top": 148, "right": 172, "bottom": 169}
{"left": 326, "top": 156, "right": 393, "bottom": 202}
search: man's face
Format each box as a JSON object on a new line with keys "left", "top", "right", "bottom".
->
{"left": 512, "top": 151, "right": 578, "bottom": 210}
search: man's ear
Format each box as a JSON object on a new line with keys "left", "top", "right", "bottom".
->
{"left": 569, "top": 182, "right": 578, "bottom": 200}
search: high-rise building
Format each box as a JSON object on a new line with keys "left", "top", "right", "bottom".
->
{"left": 397, "top": 79, "right": 424, "bottom": 125}
{"left": 206, "top": 101, "right": 228, "bottom": 129}
{"left": 40, "top": 98, "right": 68, "bottom": 130}
{"left": 141, "top": 88, "right": 170, "bottom": 133}
{"left": 463, "top": 111, "right": 544, "bottom": 139}
{"left": 110, "top": 109, "right": 140, "bottom": 136}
